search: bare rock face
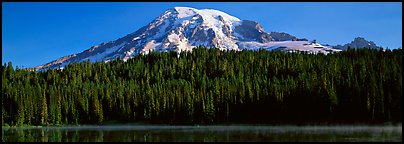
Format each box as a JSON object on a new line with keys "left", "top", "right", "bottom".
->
{"left": 269, "top": 32, "right": 300, "bottom": 41}
{"left": 334, "top": 37, "right": 381, "bottom": 50}
{"left": 219, "top": 15, "right": 232, "bottom": 38}
{"left": 234, "top": 20, "right": 273, "bottom": 43}
{"left": 259, "top": 33, "right": 272, "bottom": 43}
{"left": 188, "top": 24, "right": 216, "bottom": 47}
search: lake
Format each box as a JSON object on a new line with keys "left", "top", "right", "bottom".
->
{"left": 2, "top": 125, "right": 402, "bottom": 142}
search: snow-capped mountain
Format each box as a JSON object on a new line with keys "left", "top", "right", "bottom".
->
{"left": 35, "top": 7, "right": 341, "bottom": 70}
{"left": 333, "top": 37, "right": 381, "bottom": 50}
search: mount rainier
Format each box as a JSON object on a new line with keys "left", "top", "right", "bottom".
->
{"left": 36, "top": 7, "right": 378, "bottom": 70}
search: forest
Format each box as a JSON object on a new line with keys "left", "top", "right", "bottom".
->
{"left": 2, "top": 47, "right": 402, "bottom": 126}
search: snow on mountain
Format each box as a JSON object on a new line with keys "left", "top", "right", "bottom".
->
{"left": 238, "top": 40, "right": 342, "bottom": 54}
{"left": 35, "top": 6, "right": 342, "bottom": 70}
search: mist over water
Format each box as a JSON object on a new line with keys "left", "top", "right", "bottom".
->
{"left": 2, "top": 125, "right": 402, "bottom": 142}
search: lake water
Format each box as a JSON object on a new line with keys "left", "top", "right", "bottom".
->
{"left": 2, "top": 125, "right": 402, "bottom": 142}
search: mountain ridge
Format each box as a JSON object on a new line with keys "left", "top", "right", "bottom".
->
{"left": 333, "top": 37, "right": 382, "bottom": 50}
{"left": 35, "top": 7, "right": 376, "bottom": 70}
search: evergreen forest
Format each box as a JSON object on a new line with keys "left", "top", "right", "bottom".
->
{"left": 2, "top": 47, "right": 402, "bottom": 126}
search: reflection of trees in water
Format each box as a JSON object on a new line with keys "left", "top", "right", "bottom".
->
{"left": 1, "top": 126, "right": 402, "bottom": 142}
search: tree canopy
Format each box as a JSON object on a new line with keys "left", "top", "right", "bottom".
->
{"left": 2, "top": 47, "right": 402, "bottom": 126}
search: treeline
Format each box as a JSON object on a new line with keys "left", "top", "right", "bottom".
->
{"left": 2, "top": 47, "right": 402, "bottom": 126}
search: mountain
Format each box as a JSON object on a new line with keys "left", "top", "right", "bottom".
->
{"left": 269, "top": 32, "right": 308, "bottom": 41}
{"left": 333, "top": 37, "right": 382, "bottom": 50}
{"left": 35, "top": 7, "right": 341, "bottom": 70}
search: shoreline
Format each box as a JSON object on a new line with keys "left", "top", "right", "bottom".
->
{"left": 3, "top": 122, "right": 402, "bottom": 129}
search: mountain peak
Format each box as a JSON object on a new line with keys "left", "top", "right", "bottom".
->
{"left": 334, "top": 37, "right": 381, "bottom": 50}
{"left": 35, "top": 7, "right": 340, "bottom": 71}
{"left": 170, "top": 6, "right": 240, "bottom": 22}
{"left": 173, "top": 6, "right": 196, "bottom": 11}
{"left": 354, "top": 37, "right": 366, "bottom": 41}
{"left": 352, "top": 37, "right": 372, "bottom": 44}
{"left": 171, "top": 7, "right": 197, "bottom": 19}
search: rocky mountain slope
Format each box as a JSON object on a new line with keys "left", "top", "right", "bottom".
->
{"left": 333, "top": 37, "right": 381, "bottom": 50}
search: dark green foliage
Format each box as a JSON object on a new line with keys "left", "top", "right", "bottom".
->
{"left": 2, "top": 47, "right": 402, "bottom": 125}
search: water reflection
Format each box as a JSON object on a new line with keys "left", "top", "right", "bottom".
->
{"left": 2, "top": 125, "right": 402, "bottom": 142}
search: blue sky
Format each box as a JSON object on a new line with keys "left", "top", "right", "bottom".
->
{"left": 2, "top": 2, "right": 402, "bottom": 68}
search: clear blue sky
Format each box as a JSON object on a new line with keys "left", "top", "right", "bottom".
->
{"left": 2, "top": 2, "right": 402, "bottom": 68}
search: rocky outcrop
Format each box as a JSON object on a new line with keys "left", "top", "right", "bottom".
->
{"left": 334, "top": 37, "right": 381, "bottom": 50}
{"left": 269, "top": 32, "right": 300, "bottom": 41}
{"left": 234, "top": 20, "right": 272, "bottom": 43}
